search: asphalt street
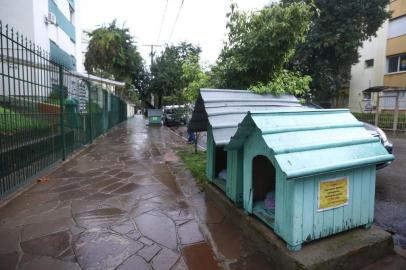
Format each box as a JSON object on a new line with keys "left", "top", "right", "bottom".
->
{"left": 375, "top": 134, "right": 406, "bottom": 250}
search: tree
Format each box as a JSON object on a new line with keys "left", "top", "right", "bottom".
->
{"left": 182, "top": 54, "right": 209, "bottom": 102}
{"left": 84, "top": 20, "right": 144, "bottom": 101}
{"left": 283, "top": 0, "right": 391, "bottom": 104}
{"left": 149, "top": 42, "right": 201, "bottom": 108}
{"left": 250, "top": 69, "right": 312, "bottom": 96}
{"left": 212, "top": 2, "right": 313, "bottom": 90}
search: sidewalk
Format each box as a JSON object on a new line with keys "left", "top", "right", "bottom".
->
{"left": 0, "top": 116, "right": 273, "bottom": 270}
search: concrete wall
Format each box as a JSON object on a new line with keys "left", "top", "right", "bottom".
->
{"left": 0, "top": 0, "right": 36, "bottom": 42}
{"left": 384, "top": 72, "right": 406, "bottom": 87}
{"left": 390, "top": 0, "right": 406, "bottom": 19}
{"left": 0, "top": 0, "right": 79, "bottom": 69}
{"left": 348, "top": 22, "right": 388, "bottom": 112}
{"left": 386, "top": 35, "right": 406, "bottom": 56}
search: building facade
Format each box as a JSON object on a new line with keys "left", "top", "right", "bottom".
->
{"left": 349, "top": 0, "right": 406, "bottom": 112}
{"left": 0, "top": 0, "right": 82, "bottom": 71}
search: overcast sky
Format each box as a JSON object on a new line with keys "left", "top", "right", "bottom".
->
{"left": 79, "top": 0, "right": 271, "bottom": 66}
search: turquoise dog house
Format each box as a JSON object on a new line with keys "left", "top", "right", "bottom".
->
{"left": 148, "top": 109, "right": 163, "bottom": 125}
{"left": 188, "top": 89, "right": 303, "bottom": 205}
{"left": 226, "top": 109, "right": 394, "bottom": 251}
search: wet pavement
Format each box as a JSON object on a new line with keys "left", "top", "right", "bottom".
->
{"left": 1, "top": 116, "right": 405, "bottom": 270}
{"left": 375, "top": 135, "right": 406, "bottom": 253}
{"left": 0, "top": 116, "right": 275, "bottom": 270}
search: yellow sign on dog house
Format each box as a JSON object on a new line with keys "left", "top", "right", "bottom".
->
{"left": 318, "top": 177, "right": 349, "bottom": 211}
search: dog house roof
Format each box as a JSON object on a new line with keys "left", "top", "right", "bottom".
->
{"left": 148, "top": 109, "right": 163, "bottom": 117}
{"left": 188, "top": 89, "right": 303, "bottom": 145}
{"left": 226, "top": 109, "right": 394, "bottom": 179}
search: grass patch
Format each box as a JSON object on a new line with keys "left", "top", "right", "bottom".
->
{"left": 177, "top": 147, "right": 207, "bottom": 187}
{"left": 0, "top": 106, "right": 48, "bottom": 133}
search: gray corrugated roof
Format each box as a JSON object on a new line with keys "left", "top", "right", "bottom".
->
{"left": 148, "top": 109, "right": 163, "bottom": 117}
{"left": 188, "top": 88, "right": 304, "bottom": 145}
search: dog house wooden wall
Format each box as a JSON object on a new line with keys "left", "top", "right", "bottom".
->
{"left": 188, "top": 89, "right": 303, "bottom": 206}
{"left": 227, "top": 109, "right": 394, "bottom": 251}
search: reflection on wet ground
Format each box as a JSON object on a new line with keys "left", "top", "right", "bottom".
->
{"left": 0, "top": 116, "right": 275, "bottom": 270}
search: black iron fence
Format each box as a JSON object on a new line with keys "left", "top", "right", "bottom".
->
{"left": 0, "top": 21, "right": 131, "bottom": 198}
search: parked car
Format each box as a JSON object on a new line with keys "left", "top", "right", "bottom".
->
{"left": 304, "top": 102, "right": 393, "bottom": 169}
{"left": 163, "top": 105, "right": 188, "bottom": 126}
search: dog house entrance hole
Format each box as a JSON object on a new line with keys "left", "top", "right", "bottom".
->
{"left": 213, "top": 146, "right": 227, "bottom": 191}
{"left": 252, "top": 155, "right": 276, "bottom": 228}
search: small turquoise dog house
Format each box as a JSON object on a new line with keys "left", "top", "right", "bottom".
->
{"left": 226, "top": 109, "right": 394, "bottom": 251}
{"left": 188, "top": 89, "right": 303, "bottom": 205}
{"left": 148, "top": 109, "right": 163, "bottom": 125}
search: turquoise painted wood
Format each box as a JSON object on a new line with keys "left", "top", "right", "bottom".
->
{"left": 206, "top": 125, "right": 215, "bottom": 182}
{"left": 226, "top": 109, "right": 394, "bottom": 251}
{"left": 206, "top": 125, "right": 243, "bottom": 206}
{"left": 226, "top": 148, "right": 244, "bottom": 206}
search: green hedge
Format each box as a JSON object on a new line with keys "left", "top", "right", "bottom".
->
{"left": 0, "top": 106, "right": 48, "bottom": 133}
{"left": 353, "top": 112, "right": 406, "bottom": 130}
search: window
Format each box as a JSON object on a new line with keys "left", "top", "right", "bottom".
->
{"left": 400, "top": 55, "right": 406, "bottom": 72}
{"left": 365, "top": 59, "right": 374, "bottom": 68}
{"left": 388, "top": 54, "right": 406, "bottom": 73}
{"left": 388, "top": 16, "right": 406, "bottom": 39}
{"left": 363, "top": 92, "right": 371, "bottom": 100}
{"left": 69, "top": 7, "right": 74, "bottom": 23}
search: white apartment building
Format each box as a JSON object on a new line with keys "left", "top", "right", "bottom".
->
{"left": 0, "top": 0, "right": 83, "bottom": 71}
{"left": 349, "top": 0, "right": 406, "bottom": 112}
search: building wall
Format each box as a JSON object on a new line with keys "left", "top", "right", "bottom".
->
{"left": 390, "top": 0, "right": 406, "bottom": 19}
{"left": 349, "top": 1, "right": 406, "bottom": 112}
{"left": 348, "top": 23, "right": 388, "bottom": 112}
{"left": 386, "top": 30, "right": 406, "bottom": 56}
{"left": 384, "top": 72, "right": 406, "bottom": 87}
{"left": 0, "top": 0, "right": 36, "bottom": 42}
{"left": 0, "top": 0, "right": 78, "bottom": 70}
{"left": 385, "top": 1, "right": 406, "bottom": 89}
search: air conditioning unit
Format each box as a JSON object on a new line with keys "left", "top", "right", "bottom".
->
{"left": 45, "top": 12, "right": 57, "bottom": 25}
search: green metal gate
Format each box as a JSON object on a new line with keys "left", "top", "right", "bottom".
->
{"left": 0, "top": 21, "right": 130, "bottom": 198}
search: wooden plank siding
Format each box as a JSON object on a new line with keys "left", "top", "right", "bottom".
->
{"left": 226, "top": 148, "right": 244, "bottom": 206}
{"left": 206, "top": 125, "right": 215, "bottom": 182}
{"left": 239, "top": 127, "right": 377, "bottom": 248}
{"left": 291, "top": 166, "right": 376, "bottom": 246}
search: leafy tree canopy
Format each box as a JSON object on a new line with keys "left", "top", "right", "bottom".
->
{"left": 84, "top": 20, "right": 144, "bottom": 100}
{"left": 149, "top": 42, "right": 201, "bottom": 107}
{"left": 250, "top": 69, "right": 312, "bottom": 96}
{"left": 283, "top": 0, "right": 391, "bottom": 103}
{"left": 182, "top": 54, "right": 210, "bottom": 102}
{"left": 212, "top": 2, "right": 313, "bottom": 91}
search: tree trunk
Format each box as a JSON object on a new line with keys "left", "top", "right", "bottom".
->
{"left": 158, "top": 95, "right": 163, "bottom": 109}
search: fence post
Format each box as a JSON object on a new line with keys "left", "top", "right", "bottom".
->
{"left": 59, "top": 65, "right": 66, "bottom": 160}
{"left": 393, "top": 91, "right": 400, "bottom": 131}
{"left": 87, "top": 81, "right": 93, "bottom": 142}
{"left": 374, "top": 93, "right": 380, "bottom": 127}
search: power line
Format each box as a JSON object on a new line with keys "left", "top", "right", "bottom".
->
{"left": 168, "top": 0, "right": 185, "bottom": 42}
{"left": 156, "top": 0, "right": 169, "bottom": 44}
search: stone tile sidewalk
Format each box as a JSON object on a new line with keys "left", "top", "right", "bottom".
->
{"left": 0, "top": 116, "right": 273, "bottom": 270}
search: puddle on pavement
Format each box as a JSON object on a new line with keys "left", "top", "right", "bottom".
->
{"left": 21, "top": 230, "right": 70, "bottom": 257}
{"left": 182, "top": 243, "right": 220, "bottom": 270}
{"left": 73, "top": 229, "right": 143, "bottom": 270}
{"left": 74, "top": 208, "right": 126, "bottom": 228}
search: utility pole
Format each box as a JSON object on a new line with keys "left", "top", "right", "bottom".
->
{"left": 143, "top": 44, "right": 161, "bottom": 108}
{"left": 143, "top": 44, "right": 161, "bottom": 67}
